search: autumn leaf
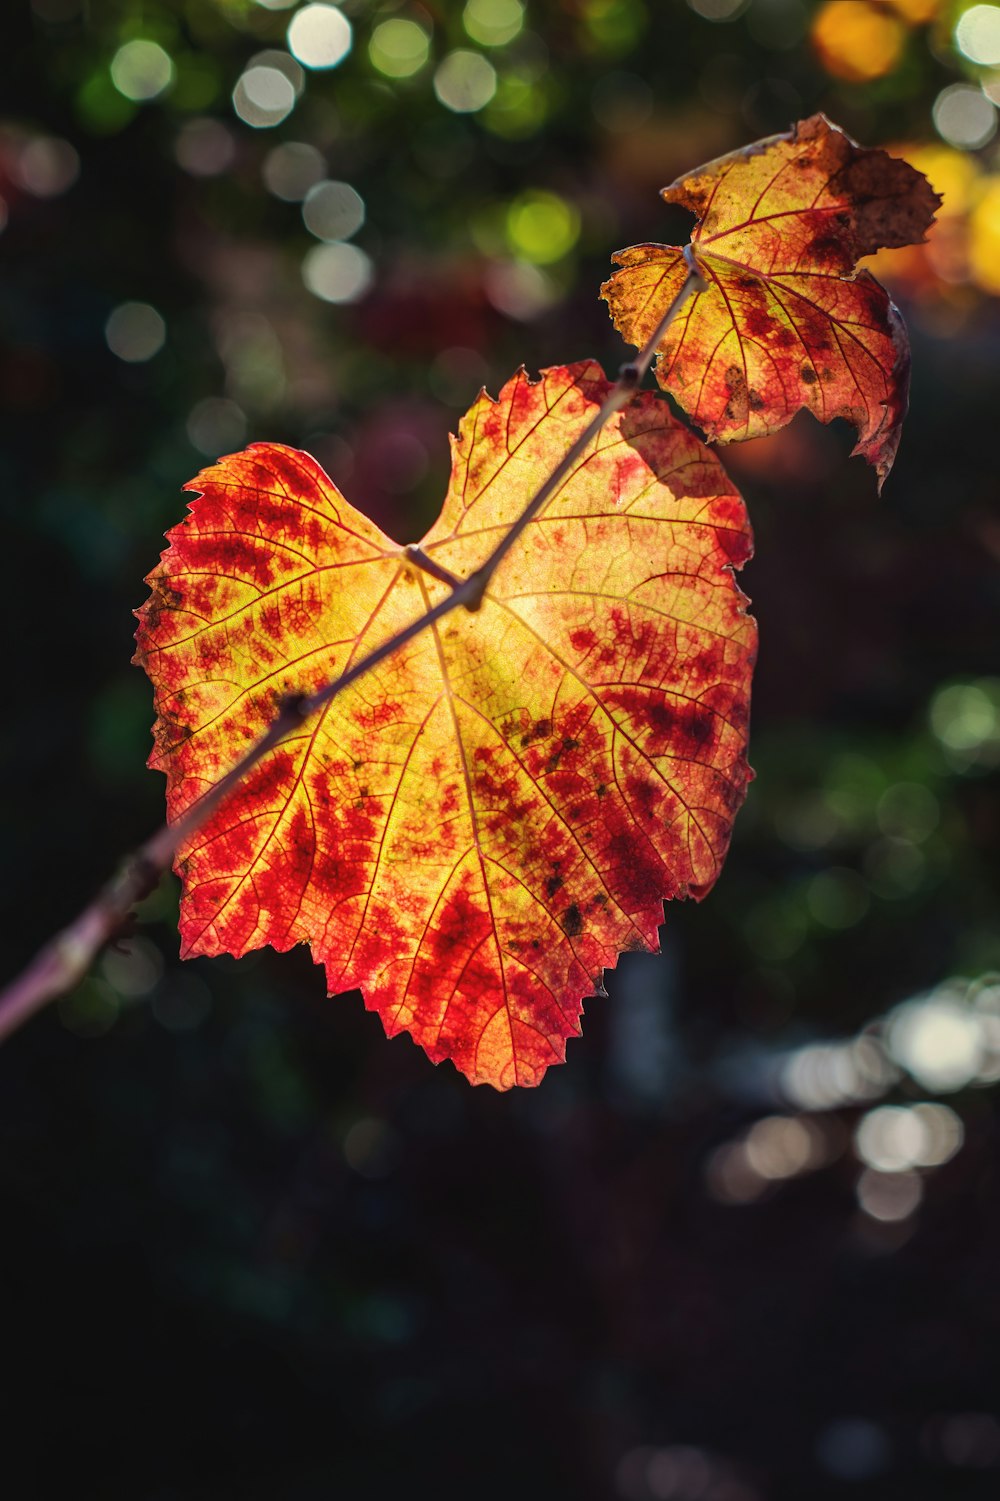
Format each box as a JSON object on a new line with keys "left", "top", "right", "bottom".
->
{"left": 602, "top": 114, "right": 940, "bottom": 488}
{"left": 134, "top": 362, "right": 755, "bottom": 1089}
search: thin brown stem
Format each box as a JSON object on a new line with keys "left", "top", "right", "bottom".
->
{"left": 0, "top": 266, "right": 702, "bottom": 1044}
{"left": 403, "top": 544, "right": 464, "bottom": 590}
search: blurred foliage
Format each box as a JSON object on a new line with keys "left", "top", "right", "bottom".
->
{"left": 3, "top": 1, "right": 1000, "bottom": 1498}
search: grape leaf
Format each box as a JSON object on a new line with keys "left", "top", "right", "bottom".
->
{"left": 135, "top": 362, "right": 755, "bottom": 1088}
{"left": 602, "top": 114, "right": 940, "bottom": 488}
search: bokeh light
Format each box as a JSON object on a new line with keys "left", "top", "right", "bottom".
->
{"left": 483, "top": 259, "right": 561, "bottom": 318}
{"left": 929, "top": 678, "right": 1000, "bottom": 768}
{"left": 463, "top": 0, "right": 525, "bottom": 47}
{"left": 910, "top": 1102, "right": 966, "bottom": 1164}
{"left": 186, "top": 396, "right": 247, "bottom": 457}
{"left": 302, "top": 180, "right": 365, "bottom": 241}
{"left": 854, "top": 1102, "right": 963, "bottom": 1171}
{"left": 428, "top": 346, "right": 490, "bottom": 407}
{"left": 774, "top": 971, "right": 1000, "bottom": 1122}
{"left": 955, "top": 4, "right": 1000, "bottom": 65}
{"left": 302, "top": 241, "right": 373, "bottom": 302}
{"left": 175, "top": 117, "right": 236, "bottom": 177}
{"left": 110, "top": 39, "right": 174, "bottom": 102}
{"left": 213, "top": 311, "right": 286, "bottom": 411}
{"left": 233, "top": 64, "right": 297, "bottom": 129}
{"left": 744, "top": 1114, "right": 825, "bottom": 1178}
{"left": 369, "top": 18, "right": 431, "bottom": 78}
{"left": 104, "top": 301, "right": 166, "bottom": 363}
{"left": 262, "top": 140, "right": 325, "bottom": 201}
{"left": 888, "top": 991, "right": 985, "bottom": 1091}
{"left": 780, "top": 1036, "right": 896, "bottom": 1111}
{"left": 811, "top": 1, "right": 905, "bottom": 82}
{"left": 99, "top": 937, "right": 164, "bottom": 999}
{"left": 932, "top": 1413, "right": 1000, "bottom": 1469}
{"left": 817, "top": 1418, "right": 891, "bottom": 1479}
{"left": 287, "top": 3, "right": 352, "bottom": 71}
{"left": 433, "top": 50, "right": 498, "bottom": 112}
{"left": 506, "top": 190, "right": 580, "bottom": 263}
{"left": 876, "top": 781, "right": 939, "bottom": 841}
{"left": 214, "top": 320, "right": 272, "bottom": 414}
{"left": 856, "top": 1167, "right": 923, "bottom": 1222}
{"left": 14, "top": 135, "right": 79, "bottom": 197}
{"left": 933, "top": 83, "right": 997, "bottom": 148}
{"left": 251, "top": 49, "right": 306, "bottom": 98}
{"left": 706, "top": 1112, "right": 835, "bottom": 1205}
{"left": 483, "top": 70, "right": 549, "bottom": 137}
{"left": 616, "top": 1443, "right": 748, "bottom": 1501}
{"left": 705, "top": 1140, "right": 768, "bottom": 1203}
{"left": 863, "top": 836, "right": 925, "bottom": 900}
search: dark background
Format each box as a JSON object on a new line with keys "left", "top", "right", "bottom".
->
{"left": 3, "top": 1, "right": 1000, "bottom": 1497}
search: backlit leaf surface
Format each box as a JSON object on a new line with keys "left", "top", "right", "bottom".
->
{"left": 135, "top": 363, "right": 755, "bottom": 1088}
{"left": 602, "top": 114, "right": 939, "bottom": 487}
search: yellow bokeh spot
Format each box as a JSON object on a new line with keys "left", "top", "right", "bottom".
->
{"left": 505, "top": 190, "right": 580, "bottom": 264}
{"left": 463, "top": 0, "right": 525, "bottom": 48}
{"left": 369, "top": 19, "right": 430, "bottom": 79}
{"left": 482, "top": 73, "right": 548, "bottom": 138}
{"left": 902, "top": 142, "right": 979, "bottom": 216}
{"left": 811, "top": 0, "right": 906, "bottom": 82}
{"left": 969, "top": 178, "right": 1000, "bottom": 293}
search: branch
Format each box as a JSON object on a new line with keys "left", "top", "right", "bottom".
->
{"left": 0, "top": 266, "right": 703, "bottom": 1044}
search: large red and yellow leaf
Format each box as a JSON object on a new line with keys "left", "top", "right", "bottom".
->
{"left": 135, "top": 362, "right": 755, "bottom": 1088}
{"left": 602, "top": 114, "right": 939, "bottom": 487}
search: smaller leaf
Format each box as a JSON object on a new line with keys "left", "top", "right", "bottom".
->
{"left": 602, "top": 114, "right": 940, "bottom": 488}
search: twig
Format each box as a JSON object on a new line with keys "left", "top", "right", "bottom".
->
{"left": 0, "top": 266, "right": 702, "bottom": 1045}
